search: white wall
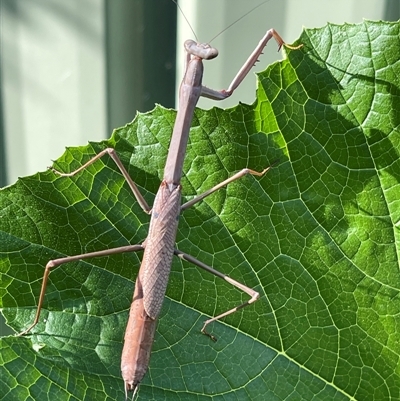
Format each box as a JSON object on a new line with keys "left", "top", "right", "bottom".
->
{"left": 1, "top": 0, "right": 107, "bottom": 184}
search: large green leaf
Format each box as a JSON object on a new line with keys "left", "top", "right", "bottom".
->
{"left": 1, "top": 21, "right": 399, "bottom": 401}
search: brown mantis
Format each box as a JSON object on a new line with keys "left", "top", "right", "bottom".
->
{"left": 18, "top": 16, "right": 301, "bottom": 399}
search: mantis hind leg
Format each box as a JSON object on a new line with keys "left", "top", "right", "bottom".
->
{"left": 174, "top": 248, "right": 259, "bottom": 341}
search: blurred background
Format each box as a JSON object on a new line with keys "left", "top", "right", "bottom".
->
{"left": 0, "top": 0, "right": 399, "bottom": 335}
{"left": 1, "top": 0, "right": 399, "bottom": 186}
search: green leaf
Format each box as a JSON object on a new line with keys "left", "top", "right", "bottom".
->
{"left": 1, "top": 21, "right": 399, "bottom": 401}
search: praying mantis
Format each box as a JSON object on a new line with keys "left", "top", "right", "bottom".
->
{"left": 17, "top": 11, "right": 302, "bottom": 399}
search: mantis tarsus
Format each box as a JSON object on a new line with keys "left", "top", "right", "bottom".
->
{"left": 18, "top": 21, "right": 301, "bottom": 399}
